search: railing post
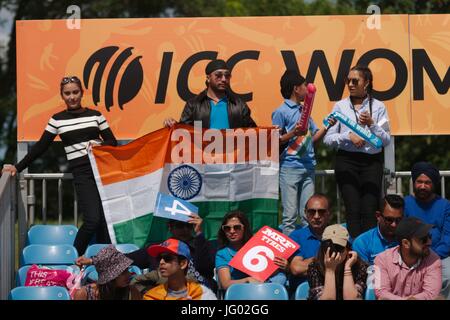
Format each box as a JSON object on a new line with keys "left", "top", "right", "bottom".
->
{"left": 384, "top": 137, "right": 396, "bottom": 195}
{"left": 0, "top": 172, "right": 16, "bottom": 300}
{"left": 17, "top": 142, "right": 28, "bottom": 257}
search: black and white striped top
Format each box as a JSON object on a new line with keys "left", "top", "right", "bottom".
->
{"left": 16, "top": 108, "right": 117, "bottom": 172}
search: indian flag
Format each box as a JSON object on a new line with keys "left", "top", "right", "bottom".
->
{"left": 88, "top": 124, "right": 280, "bottom": 247}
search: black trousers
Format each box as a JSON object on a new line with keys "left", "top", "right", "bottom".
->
{"left": 72, "top": 164, "right": 111, "bottom": 255}
{"left": 335, "top": 150, "right": 383, "bottom": 239}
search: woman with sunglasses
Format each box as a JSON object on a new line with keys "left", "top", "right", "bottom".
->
{"left": 307, "top": 224, "right": 368, "bottom": 300}
{"left": 1, "top": 76, "right": 117, "bottom": 255}
{"left": 323, "top": 65, "right": 391, "bottom": 239}
{"left": 215, "top": 211, "right": 289, "bottom": 291}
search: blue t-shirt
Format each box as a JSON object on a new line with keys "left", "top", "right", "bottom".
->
{"left": 272, "top": 99, "right": 319, "bottom": 169}
{"left": 290, "top": 226, "right": 321, "bottom": 259}
{"left": 404, "top": 195, "right": 450, "bottom": 259}
{"left": 288, "top": 226, "right": 321, "bottom": 290}
{"left": 352, "top": 226, "right": 397, "bottom": 265}
{"left": 209, "top": 97, "right": 230, "bottom": 129}
{"left": 215, "top": 246, "right": 248, "bottom": 280}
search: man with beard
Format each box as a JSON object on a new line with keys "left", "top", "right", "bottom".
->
{"left": 374, "top": 217, "right": 442, "bottom": 300}
{"left": 404, "top": 162, "right": 450, "bottom": 299}
{"left": 163, "top": 59, "right": 256, "bottom": 129}
{"left": 353, "top": 194, "right": 404, "bottom": 265}
{"left": 288, "top": 193, "right": 332, "bottom": 295}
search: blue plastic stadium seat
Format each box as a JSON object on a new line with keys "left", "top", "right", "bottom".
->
{"left": 16, "top": 265, "right": 80, "bottom": 287}
{"left": 84, "top": 243, "right": 139, "bottom": 258}
{"left": 21, "top": 244, "right": 78, "bottom": 266}
{"left": 9, "top": 286, "right": 70, "bottom": 300}
{"left": 27, "top": 225, "right": 78, "bottom": 245}
{"left": 294, "top": 281, "right": 310, "bottom": 300}
{"left": 82, "top": 265, "right": 142, "bottom": 284}
{"left": 224, "top": 283, "right": 289, "bottom": 300}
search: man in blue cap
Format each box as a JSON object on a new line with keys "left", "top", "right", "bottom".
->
{"left": 405, "top": 161, "right": 450, "bottom": 299}
{"left": 163, "top": 59, "right": 256, "bottom": 129}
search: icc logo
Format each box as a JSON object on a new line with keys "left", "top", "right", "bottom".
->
{"left": 83, "top": 46, "right": 143, "bottom": 111}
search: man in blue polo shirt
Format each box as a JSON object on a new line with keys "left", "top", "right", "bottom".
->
{"left": 288, "top": 193, "right": 332, "bottom": 294}
{"left": 272, "top": 70, "right": 335, "bottom": 234}
{"left": 404, "top": 162, "right": 450, "bottom": 299}
{"left": 352, "top": 194, "right": 404, "bottom": 265}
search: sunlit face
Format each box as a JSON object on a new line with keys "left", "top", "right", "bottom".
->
{"left": 61, "top": 82, "right": 83, "bottom": 110}
{"left": 222, "top": 217, "right": 244, "bottom": 244}
{"left": 346, "top": 70, "right": 368, "bottom": 98}
{"left": 293, "top": 83, "right": 307, "bottom": 102}
{"left": 413, "top": 174, "right": 434, "bottom": 201}
{"left": 305, "top": 197, "right": 330, "bottom": 231}
{"left": 207, "top": 68, "right": 231, "bottom": 92}
{"left": 157, "top": 253, "right": 187, "bottom": 277}
{"left": 114, "top": 269, "right": 131, "bottom": 288}
{"left": 376, "top": 204, "right": 403, "bottom": 239}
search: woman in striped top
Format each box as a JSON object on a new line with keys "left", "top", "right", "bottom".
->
{"left": 2, "top": 76, "right": 117, "bottom": 255}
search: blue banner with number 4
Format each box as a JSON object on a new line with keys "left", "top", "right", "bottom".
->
{"left": 153, "top": 192, "right": 199, "bottom": 222}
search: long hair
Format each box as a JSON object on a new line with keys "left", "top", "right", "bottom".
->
{"left": 350, "top": 65, "right": 374, "bottom": 116}
{"left": 217, "top": 210, "right": 253, "bottom": 249}
{"left": 97, "top": 281, "right": 130, "bottom": 300}
{"left": 315, "top": 240, "right": 365, "bottom": 300}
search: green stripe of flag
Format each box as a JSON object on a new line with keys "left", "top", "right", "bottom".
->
{"left": 113, "top": 198, "right": 279, "bottom": 247}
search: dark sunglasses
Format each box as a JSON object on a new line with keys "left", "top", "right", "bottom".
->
{"left": 381, "top": 215, "right": 402, "bottom": 225}
{"left": 222, "top": 224, "right": 243, "bottom": 232}
{"left": 213, "top": 72, "right": 231, "bottom": 79}
{"left": 419, "top": 234, "right": 432, "bottom": 244}
{"left": 158, "top": 252, "right": 178, "bottom": 263}
{"left": 61, "top": 76, "right": 81, "bottom": 85}
{"left": 306, "top": 208, "right": 328, "bottom": 216}
{"left": 345, "top": 78, "right": 360, "bottom": 86}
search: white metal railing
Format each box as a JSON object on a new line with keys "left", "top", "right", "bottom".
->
{"left": 0, "top": 172, "right": 16, "bottom": 300}
{"left": 20, "top": 170, "right": 449, "bottom": 227}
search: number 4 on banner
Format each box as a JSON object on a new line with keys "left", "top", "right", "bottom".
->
{"left": 153, "top": 192, "right": 199, "bottom": 223}
{"left": 165, "top": 200, "right": 191, "bottom": 217}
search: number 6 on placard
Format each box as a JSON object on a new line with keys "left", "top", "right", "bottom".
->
{"left": 242, "top": 246, "right": 275, "bottom": 272}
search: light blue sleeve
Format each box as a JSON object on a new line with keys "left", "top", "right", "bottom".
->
{"left": 272, "top": 108, "right": 285, "bottom": 129}
{"left": 309, "top": 118, "right": 319, "bottom": 135}
{"left": 323, "top": 102, "right": 350, "bottom": 147}
{"left": 352, "top": 235, "right": 370, "bottom": 264}
{"left": 369, "top": 100, "right": 391, "bottom": 147}
{"left": 215, "top": 248, "right": 231, "bottom": 270}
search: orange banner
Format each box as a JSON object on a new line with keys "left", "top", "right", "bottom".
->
{"left": 16, "top": 14, "right": 449, "bottom": 141}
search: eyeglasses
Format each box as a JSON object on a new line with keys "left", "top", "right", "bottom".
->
{"left": 419, "top": 234, "right": 431, "bottom": 244}
{"left": 345, "top": 78, "right": 360, "bottom": 86}
{"left": 306, "top": 208, "right": 328, "bottom": 216}
{"left": 61, "top": 76, "right": 81, "bottom": 85}
{"left": 222, "top": 224, "right": 243, "bottom": 232}
{"left": 213, "top": 72, "right": 231, "bottom": 80}
{"left": 158, "top": 252, "right": 178, "bottom": 263}
{"left": 381, "top": 215, "right": 402, "bottom": 225}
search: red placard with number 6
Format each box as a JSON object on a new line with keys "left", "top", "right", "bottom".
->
{"left": 229, "top": 226, "right": 300, "bottom": 282}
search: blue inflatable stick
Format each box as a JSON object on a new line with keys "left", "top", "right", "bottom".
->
{"left": 323, "top": 111, "right": 382, "bottom": 148}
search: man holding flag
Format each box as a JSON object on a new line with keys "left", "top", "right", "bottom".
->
{"left": 272, "top": 70, "right": 335, "bottom": 235}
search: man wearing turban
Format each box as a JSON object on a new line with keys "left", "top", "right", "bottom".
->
{"left": 405, "top": 161, "right": 450, "bottom": 299}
